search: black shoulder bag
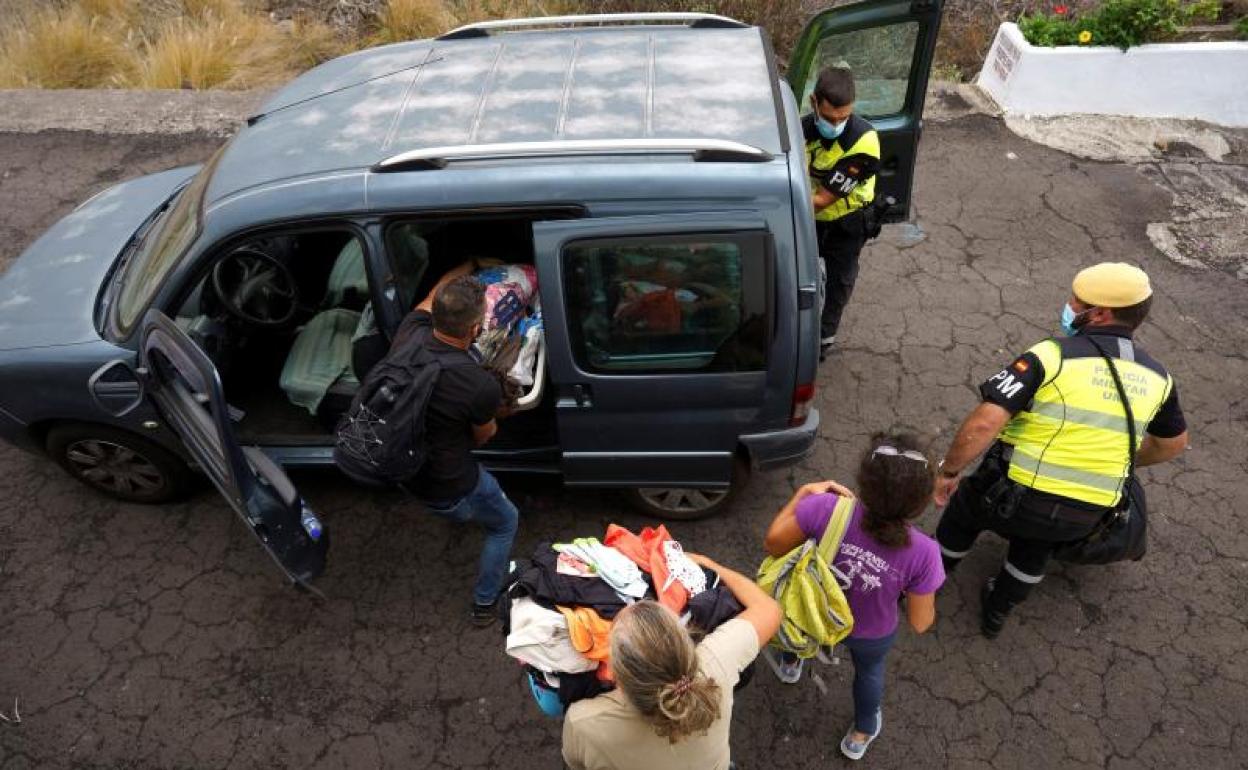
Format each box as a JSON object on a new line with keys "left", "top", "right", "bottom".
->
{"left": 1053, "top": 335, "right": 1148, "bottom": 565}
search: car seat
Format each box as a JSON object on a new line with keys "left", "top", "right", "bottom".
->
{"left": 278, "top": 307, "right": 362, "bottom": 416}
{"left": 387, "top": 225, "right": 430, "bottom": 311}
{"left": 322, "top": 238, "right": 368, "bottom": 309}
{"left": 278, "top": 231, "right": 430, "bottom": 421}
{"left": 315, "top": 229, "right": 430, "bottom": 312}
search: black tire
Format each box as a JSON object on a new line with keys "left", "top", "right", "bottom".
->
{"left": 624, "top": 457, "right": 751, "bottom": 521}
{"left": 46, "top": 423, "right": 194, "bottom": 504}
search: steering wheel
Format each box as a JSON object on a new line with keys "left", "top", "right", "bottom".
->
{"left": 211, "top": 246, "right": 299, "bottom": 327}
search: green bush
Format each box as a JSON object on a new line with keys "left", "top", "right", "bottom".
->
{"left": 1018, "top": 13, "right": 1082, "bottom": 46}
{"left": 1020, "top": 0, "right": 1223, "bottom": 49}
{"left": 1236, "top": 16, "right": 1248, "bottom": 39}
{"left": 1092, "top": 0, "right": 1180, "bottom": 47}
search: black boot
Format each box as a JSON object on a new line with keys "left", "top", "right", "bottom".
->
{"left": 981, "top": 566, "right": 1040, "bottom": 639}
{"left": 980, "top": 578, "right": 1010, "bottom": 640}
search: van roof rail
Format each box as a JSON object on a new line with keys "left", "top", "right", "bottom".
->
{"left": 372, "top": 138, "right": 773, "bottom": 172}
{"left": 437, "top": 13, "right": 748, "bottom": 40}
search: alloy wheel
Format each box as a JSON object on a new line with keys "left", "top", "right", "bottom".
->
{"left": 636, "top": 486, "right": 729, "bottom": 516}
{"left": 64, "top": 439, "right": 167, "bottom": 497}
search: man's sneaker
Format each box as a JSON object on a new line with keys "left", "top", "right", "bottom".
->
{"left": 819, "top": 335, "right": 836, "bottom": 362}
{"left": 470, "top": 599, "right": 499, "bottom": 628}
{"left": 840, "top": 709, "right": 883, "bottom": 760}
{"left": 980, "top": 579, "right": 1008, "bottom": 640}
{"left": 765, "top": 648, "right": 804, "bottom": 684}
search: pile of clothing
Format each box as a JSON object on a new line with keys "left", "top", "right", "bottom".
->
{"left": 501, "top": 524, "right": 747, "bottom": 717}
{"left": 471, "top": 264, "right": 543, "bottom": 407}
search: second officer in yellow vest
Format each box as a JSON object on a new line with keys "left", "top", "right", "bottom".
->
{"left": 932, "top": 263, "right": 1188, "bottom": 638}
{"left": 803, "top": 66, "right": 881, "bottom": 360}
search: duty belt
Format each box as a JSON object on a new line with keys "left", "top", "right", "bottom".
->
{"left": 986, "top": 444, "right": 1111, "bottom": 523}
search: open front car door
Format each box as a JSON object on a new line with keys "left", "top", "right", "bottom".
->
{"left": 138, "top": 309, "right": 328, "bottom": 590}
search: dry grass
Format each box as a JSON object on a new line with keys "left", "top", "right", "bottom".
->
{"left": 371, "top": 0, "right": 456, "bottom": 42}
{"left": 282, "top": 16, "right": 348, "bottom": 68}
{"left": 76, "top": 0, "right": 143, "bottom": 20}
{"left": 134, "top": 16, "right": 250, "bottom": 89}
{"left": 936, "top": 0, "right": 1040, "bottom": 80}
{"left": 181, "top": 0, "right": 253, "bottom": 18}
{"left": 0, "top": 6, "right": 136, "bottom": 88}
{"left": 368, "top": 0, "right": 578, "bottom": 42}
{"left": 0, "top": 0, "right": 342, "bottom": 89}
{"left": 0, "top": 0, "right": 813, "bottom": 89}
{"left": 0, "top": 0, "right": 1036, "bottom": 88}
{"left": 133, "top": 7, "right": 342, "bottom": 88}
{"left": 582, "top": 0, "right": 807, "bottom": 69}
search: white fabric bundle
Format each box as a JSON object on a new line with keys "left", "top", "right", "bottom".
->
{"left": 554, "top": 538, "right": 649, "bottom": 599}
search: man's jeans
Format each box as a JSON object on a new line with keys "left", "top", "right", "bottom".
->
{"left": 424, "top": 468, "right": 519, "bottom": 606}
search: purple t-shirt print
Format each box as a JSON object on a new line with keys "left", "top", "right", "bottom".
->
{"left": 795, "top": 492, "right": 945, "bottom": 639}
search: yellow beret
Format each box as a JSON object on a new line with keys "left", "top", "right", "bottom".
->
{"left": 1072, "top": 262, "right": 1152, "bottom": 308}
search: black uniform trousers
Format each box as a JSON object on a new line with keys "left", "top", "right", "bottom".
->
{"left": 816, "top": 211, "right": 867, "bottom": 341}
{"left": 935, "top": 446, "right": 1103, "bottom": 613}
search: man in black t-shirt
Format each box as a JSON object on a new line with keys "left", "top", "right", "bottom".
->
{"left": 399, "top": 268, "right": 518, "bottom": 627}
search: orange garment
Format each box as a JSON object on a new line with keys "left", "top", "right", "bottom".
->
{"left": 604, "top": 524, "right": 690, "bottom": 614}
{"left": 558, "top": 605, "right": 615, "bottom": 682}
{"left": 616, "top": 288, "right": 681, "bottom": 333}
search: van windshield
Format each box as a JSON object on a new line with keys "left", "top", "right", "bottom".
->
{"left": 115, "top": 150, "right": 221, "bottom": 333}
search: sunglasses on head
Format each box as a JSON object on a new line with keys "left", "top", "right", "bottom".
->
{"left": 871, "top": 445, "right": 928, "bottom": 466}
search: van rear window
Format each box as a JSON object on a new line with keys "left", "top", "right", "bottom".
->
{"left": 562, "top": 233, "right": 769, "bottom": 374}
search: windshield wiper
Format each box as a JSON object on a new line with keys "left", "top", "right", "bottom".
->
{"left": 97, "top": 189, "right": 181, "bottom": 331}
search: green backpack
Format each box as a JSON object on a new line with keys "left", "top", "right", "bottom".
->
{"left": 756, "top": 495, "right": 856, "bottom": 658}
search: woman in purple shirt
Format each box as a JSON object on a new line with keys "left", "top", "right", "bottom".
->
{"left": 763, "top": 433, "right": 945, "bottom": 760}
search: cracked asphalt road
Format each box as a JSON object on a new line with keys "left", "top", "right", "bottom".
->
{"left": 1, "top": 117, "right": 1246, "bottom": 769}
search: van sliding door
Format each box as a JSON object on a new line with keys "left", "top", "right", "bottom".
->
{"left": 533, "top": 214, "right": 778, "bottom": 488}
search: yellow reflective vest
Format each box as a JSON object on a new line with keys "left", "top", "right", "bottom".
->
{"left": 999, "top": 334, "right": 1174, "bottom": 508}
{"left": 803, "top": 113, "right": 880, "bottom": 222}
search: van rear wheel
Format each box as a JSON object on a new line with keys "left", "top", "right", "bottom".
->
{"left": 625, "top": 459, "right": 749, "bottom": 521}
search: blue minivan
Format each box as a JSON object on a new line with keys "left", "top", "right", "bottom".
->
{"left": 0, "top": 4, "right": 942, "bottom": 587}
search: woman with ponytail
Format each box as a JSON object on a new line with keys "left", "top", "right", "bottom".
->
{"left": 762, "top": 432, "right": 946, "bottom": 760}
{"left": 562, "top": 558, "right": 780, "bottom": 770}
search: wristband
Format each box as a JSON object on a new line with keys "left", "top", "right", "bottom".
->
{"left": 938, "top": 459, "right": 961, "bottom": 479}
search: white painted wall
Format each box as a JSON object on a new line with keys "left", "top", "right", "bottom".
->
{"left": 977, "top": 23, "right": 1248, "bottom": 127}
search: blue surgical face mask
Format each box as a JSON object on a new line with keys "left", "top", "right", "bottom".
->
{"left": 816, "top": 114, "right": 848, "bottom": 140}
{"left": 1061, "top": 303, "right": 1086, "bottom": 336}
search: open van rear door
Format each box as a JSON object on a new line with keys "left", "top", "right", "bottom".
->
{"left": 788, "top": 0, "right": 944, "bottom": 220}
{"left": 137, "top": 309, "right": 328, "bottom": 590}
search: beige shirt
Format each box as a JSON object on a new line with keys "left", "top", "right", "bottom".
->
{"left": 561, "top": 618, "right": 760, "bottom": 770}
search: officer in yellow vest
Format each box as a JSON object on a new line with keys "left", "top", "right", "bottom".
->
{"left": 803, "top": 66, "right": 881, "bottom": 360}
{"left": 933, "top": 263, "right": 1188, "bottom": 638}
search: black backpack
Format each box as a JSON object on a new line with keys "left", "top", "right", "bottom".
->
{"left": 333, "top": 324, "right": 466, "bottom": 487}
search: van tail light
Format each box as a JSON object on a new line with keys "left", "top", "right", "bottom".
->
{"left": 790, "top": 382, "right": 815, "bottom": 427}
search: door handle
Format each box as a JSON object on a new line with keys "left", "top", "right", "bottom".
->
{"left": 88, "top": 359, "right": 143, "bottom": 417}
{"left": 572, "top": 383, "right": 593, "bottom": 408}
